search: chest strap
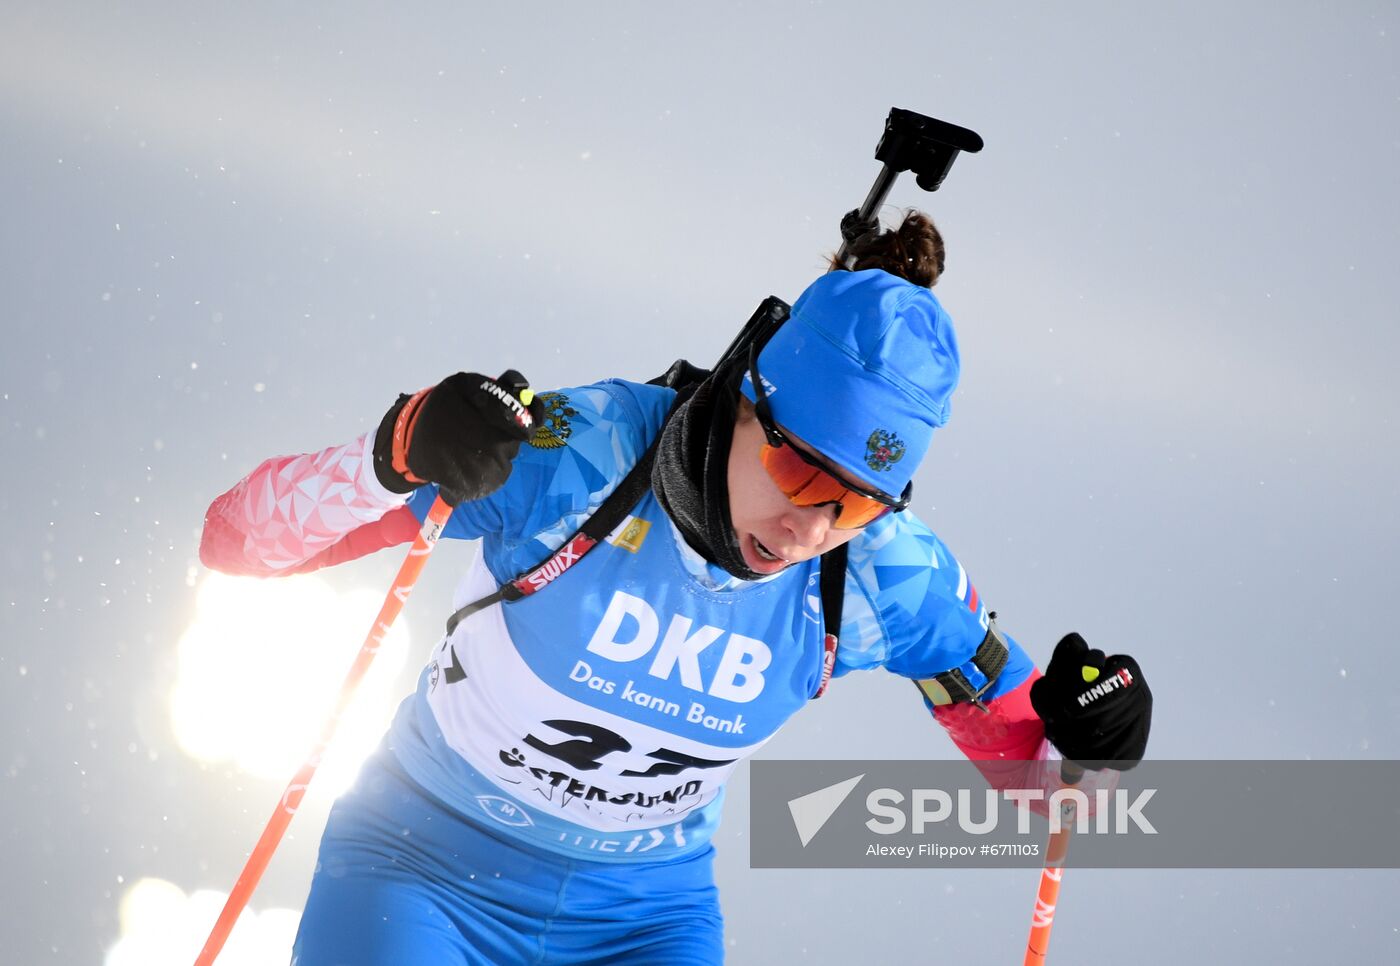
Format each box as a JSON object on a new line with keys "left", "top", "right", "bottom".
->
{"left": 442, "top": 397, "right": 850, "bottom": 701}
{"left": 443, "top": 434, "right": 662, "bottom": 637}
{"left": 812, "top": 541, "right": 847, "bottom": 699}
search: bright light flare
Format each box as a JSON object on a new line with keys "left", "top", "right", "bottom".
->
{"left": 105, "top": 877, "right": 299, "bottom": 966}
{"left": 171, "top": 572, "right": 410, "bottom": 792}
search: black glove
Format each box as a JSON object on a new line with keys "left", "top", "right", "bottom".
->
{"left": 372, "top": 369, "right": 544, "bottom": 505}
{"left": 1030, "top": 633, "right": 1152, "bottom": 771}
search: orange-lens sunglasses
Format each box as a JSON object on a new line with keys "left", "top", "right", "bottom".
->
{"left": 749, "top": 346, "right": 911, "bottom": 529}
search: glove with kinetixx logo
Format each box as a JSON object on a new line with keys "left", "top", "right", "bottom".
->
{"left": 372, "top": 369, "right": 545, "bottom": 506}
{"left": 1029, "top": 632, "right": 1152, "bottom": 771}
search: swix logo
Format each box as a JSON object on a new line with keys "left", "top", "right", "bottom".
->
{"left": 1077, "top": 667, "right": 1135, "bottom": 707}
{"left": 518, "top": 534, "right": 596, "bottom": 594}
{"left": 585, "top": 591, "right": 772, "bottom": 702}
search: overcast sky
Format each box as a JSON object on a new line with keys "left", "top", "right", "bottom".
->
{"left": 2, "top": 3, "right": 1398, "bottom": 963}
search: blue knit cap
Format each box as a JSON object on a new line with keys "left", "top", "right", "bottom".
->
{"left": 739, "top": 269, "right": 961, "bottom": 494}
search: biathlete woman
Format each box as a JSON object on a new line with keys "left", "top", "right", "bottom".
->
{"left": 201, "top": 211, "right": 1152, "bottom": 965}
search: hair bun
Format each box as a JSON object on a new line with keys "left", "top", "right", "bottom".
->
{"left": 829, "top": 209, "right": 946, "bottom": 288}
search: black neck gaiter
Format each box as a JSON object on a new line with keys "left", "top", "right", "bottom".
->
{"left": 651, "top": 362, "right": 764, "bottom": 581}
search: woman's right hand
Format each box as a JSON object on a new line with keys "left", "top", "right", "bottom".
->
{"left": 372, "top": 369, "right": 544, "bottom": 505}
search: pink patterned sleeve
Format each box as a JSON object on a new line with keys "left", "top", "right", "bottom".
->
{"left": 934, "top": 671, "right": 1048, "bottom": 764}
{"left": 934, "top": 673, "right": 1117, "bottom": 817}
{"left": 200, "top": 432, "right": 413, "bottom": 577}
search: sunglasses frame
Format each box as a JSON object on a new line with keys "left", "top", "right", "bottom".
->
{"left": 747, "top": 345, "right": 913, "bottom": 525}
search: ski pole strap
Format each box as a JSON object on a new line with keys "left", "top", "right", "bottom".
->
{"left": 443, "top": 408, "right": 673, "bottom": 637}
{"left": 913, "top": 617, "right": 1011, "bottom": 712}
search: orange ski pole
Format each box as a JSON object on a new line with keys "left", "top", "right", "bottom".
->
{"left": 1023, "top": 762, "right": 1085, "bottom": 966}
{"left": 193, "top": 493, "right": 455, "bottom": 966}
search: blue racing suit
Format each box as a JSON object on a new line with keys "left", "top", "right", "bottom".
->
{"left": 202, "top": 378, "right": 1046, "bottom": 965}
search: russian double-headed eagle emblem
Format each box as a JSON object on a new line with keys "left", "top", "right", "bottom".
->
{"left": 864, "top": 429, "right": 906, "bottom": 472}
